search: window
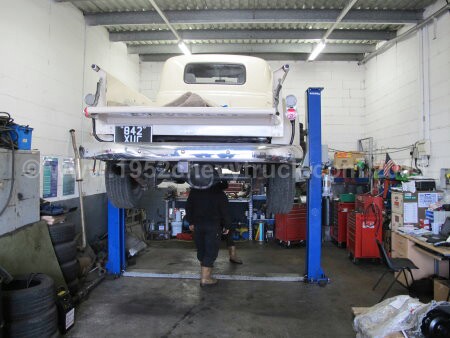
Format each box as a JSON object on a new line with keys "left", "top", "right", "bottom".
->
{"left": 184, "top": 63, "right": 246, "bottom": 85}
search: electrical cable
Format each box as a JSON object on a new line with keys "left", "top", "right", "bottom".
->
{"left": 362, "top": 199, "right": 383, "bottom": 240}
{"left": 91, "top": 118, "right": 111, "bottom": 142}
{"left": 289, "top": 120, "right": 295, "bottom": 145}
{"left": 329, "top": 144, "right": 414, "bottom": 155}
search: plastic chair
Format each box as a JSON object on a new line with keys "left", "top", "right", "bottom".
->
{"left": 373, "top": 239, "right": 419, "bottom": 302}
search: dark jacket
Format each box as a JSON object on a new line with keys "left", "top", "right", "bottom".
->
{"left": 185, "top": 186, "right": 231, "bottom": 229}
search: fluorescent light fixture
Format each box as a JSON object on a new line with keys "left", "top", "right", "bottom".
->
{"left": 308, "top": 41, "right": 326, "bottom": 61}
{"left": 178, "top": 41, "right": 191, "bottom": 55}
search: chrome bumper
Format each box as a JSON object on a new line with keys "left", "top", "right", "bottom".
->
{"left": 82, "top": 143, "right": 303, "bottom": 164}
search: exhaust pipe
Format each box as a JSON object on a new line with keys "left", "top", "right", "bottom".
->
{"left": 69, "top": 129, "right": 87, "bottom": 250}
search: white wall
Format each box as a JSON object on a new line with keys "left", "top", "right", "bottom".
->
{"left": 141, "top": 60, "right": 366, "bottom": 155}
{"left": 364, "top": 1, "right": 450, "bottom": 179}
{"left": 0, "top": 0, "right": 140, "bottom": 197}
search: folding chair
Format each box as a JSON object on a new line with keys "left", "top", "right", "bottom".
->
{"left": 373, "top": 239, "right": 419, "bottom": 302}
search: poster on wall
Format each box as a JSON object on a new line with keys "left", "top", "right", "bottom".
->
{"left": 42, "top": 157, "right": 58, "bottom": 198}
{"left": 62, "top": 158, "right": 76, "bottom": 196}
{"left": 418, "top": 193, "right": 439, "bottom": 208}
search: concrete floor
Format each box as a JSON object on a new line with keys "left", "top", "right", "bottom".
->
{"left": 68, "top": 240, "right": 407, "bottom": 337}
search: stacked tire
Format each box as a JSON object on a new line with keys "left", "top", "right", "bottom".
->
{"left": 48, "top": 222, "right": 80, "bottom": 295}
{"left": 2, "top": 274, "right": 58, "bottom": 338}
{"left": 0, "top": 276, "right": 5, "bottom": 338}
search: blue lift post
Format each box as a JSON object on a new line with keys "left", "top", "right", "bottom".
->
{"left": 106, "top": 200, "right": 126, "bottom": 276}
{"left": 305, "top": 87, "right": 328, "bottom": 284}
{"left": 105, "top": 88, "right": 328, "bottom": 282}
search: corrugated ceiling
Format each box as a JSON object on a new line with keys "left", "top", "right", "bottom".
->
{"left": 126, "top": 39, "right": 379, "bottom": 45}
{"left": 73, "top": 0, "right": 436, "bottom": 13}
{"left": 63, "top": 0, "right": 438, "bottom": 61}
{"left": 106, "top": 22, "right": 403, "bottom": 32}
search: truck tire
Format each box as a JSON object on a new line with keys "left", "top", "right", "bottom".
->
{"left": 60, "top": 260, "right": 80, "bottom": 282}
{"left": 7, "top": 305, "right": 58, "bottom": 338}
{"left": 3, "top": 274, "right": 55, "bottom": 321}
{"left": 266, "top": 164, "right": 295, "bottom": 215}
{"left": 53, "top": 240, "right": 77, "bottom": 264}
{"left": 48, "top": 222, "right": 76, "bottom": 245}
{"left": 67, "top": 279, "right": 79, "bottom": 295}
{"left": 105, "top": 161, "right": 143, "bottom": 209}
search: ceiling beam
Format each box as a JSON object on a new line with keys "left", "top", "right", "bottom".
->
{"left": 128, "top": 43, "right": 375, "bottom": 55}
{"left": 140, "top": 53, "right": 364, "bottom": 62}
{"left": 85, "top": 9, "right": 422, "bottom": 26}
{"left": 110, "top": 29, "right": 395, "bottom": 42}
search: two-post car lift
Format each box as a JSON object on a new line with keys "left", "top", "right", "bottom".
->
{"left": 106, "top": 87, "right": 328, "bottom": 284}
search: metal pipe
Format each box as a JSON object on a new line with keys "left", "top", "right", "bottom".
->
{"left": 359, "top": 4, "right": 450, "bottom": 65}
{"left": 322, "top": 0, "right": 358, "bottom": 40}
{"left": 148, "top": 0, "right": 181, "bottom": 41}
{"left": 308, "top": 0, "right": 357, "bottom": 61}
{"left": 70, "top": 129, "right": 87, "bottom": 250}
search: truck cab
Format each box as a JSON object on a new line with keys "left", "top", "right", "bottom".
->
{"left": 83, "top": 54, "right": 302, "bottom": 214}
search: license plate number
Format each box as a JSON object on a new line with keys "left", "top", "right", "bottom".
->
{"left": 115, "top": 126, "right": 152, "bottom": 143}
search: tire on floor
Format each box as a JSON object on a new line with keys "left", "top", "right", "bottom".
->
{"left": 53, "top": 240, "right": 77, "bottom": 264}
{"left": 48, "top": 222, "right": 76, "bottom": 244}
{"left": 2, "top": 274, "right": 55, "bottom": 321}
{"left": 60, "top": 259, "right": 80, "bottom": 282}
{"left": 67, "top": 278, "right": 80, "bottom": 295}
{"left": 7, "top": 305, "right": 58, "bottom": 338}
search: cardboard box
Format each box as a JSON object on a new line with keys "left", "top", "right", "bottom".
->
{"left": 334, "top": 152, "right": 364, "bottom": 169}
{"left": 434, "top": 279, "right": 450, "bottom": 301}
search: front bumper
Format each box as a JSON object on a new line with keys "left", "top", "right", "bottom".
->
{"left": 82, "top": 143, "right": 303, "bottom": 164}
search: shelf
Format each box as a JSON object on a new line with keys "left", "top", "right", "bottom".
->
{"left": 175, "top": 198, "right": 249, "bottom": 203}
{"left": 252, "top": 195, "right": 266, "bottom": 201}
{"left": 333, "top": 178, "right": 369, "bottom": 185}
{"left": 230, "top": 199, "right": 249, "bottom": 203}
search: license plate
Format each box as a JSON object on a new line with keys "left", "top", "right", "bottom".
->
{"left": 115, "top": 126, "right": 152, "bottom": 143}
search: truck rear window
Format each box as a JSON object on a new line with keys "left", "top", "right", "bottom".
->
{"left": 184, "top": 63, "right": 246, "bottom": 85}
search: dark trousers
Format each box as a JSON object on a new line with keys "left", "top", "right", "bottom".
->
{"left": 194, "top": 223, "right": 221, "bottom": 268}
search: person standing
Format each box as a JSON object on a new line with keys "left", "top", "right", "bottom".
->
{"left": 185, "top": 184, "right": 231, "bottom": 287}
{"left": 215, "top": 181, "right": 243, "bottom": 264}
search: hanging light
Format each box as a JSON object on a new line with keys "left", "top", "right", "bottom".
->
{"left": 178, "top": 41, "right": 191, "bottom": 55}
{"left": 308, "top": 40, "right": 326, "bottom": 61}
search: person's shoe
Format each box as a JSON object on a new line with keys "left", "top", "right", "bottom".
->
{"left": 228, "top": 246, "right": 243, "bottom": 264}
{"left": 200, "top": 266, "right": 218, "bottom": 287}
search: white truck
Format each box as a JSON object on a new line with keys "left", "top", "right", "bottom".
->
{"left": 83, "top": 54, "right": 303, "bottom": 214}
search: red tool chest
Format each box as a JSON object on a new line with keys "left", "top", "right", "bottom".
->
{"left": 275, "top": 203, "right": 306, "bottom": 246}
{"left": 331, "top": 201, "right": 355, "bottom": 247}
{"left": 356, "top": 194, "right": 383, "bottom": 214}
{"left": 347, "top": 211, "right": 383, "bottom": 262}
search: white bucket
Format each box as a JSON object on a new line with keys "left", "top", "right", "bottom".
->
{"left": 171, "top": 221, "right": 183, "bottom": 237}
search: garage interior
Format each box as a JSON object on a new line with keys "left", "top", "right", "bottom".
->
{"left": 1, "top": 0, "right": 450, "bottom": 337}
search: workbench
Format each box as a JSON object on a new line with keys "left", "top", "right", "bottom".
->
{"left": 391, "top": 230, "right": 450, "bottom": 285}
